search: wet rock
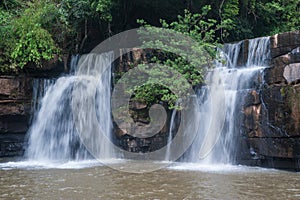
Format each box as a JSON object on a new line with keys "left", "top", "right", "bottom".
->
{"left": 25, "top": 55, "right": 66, "bottom": 77}
{"left": 113, "top": 48, "right": 154, "bottom": 76}
{"left": 248, "top": 138, "right": 298, "bottom": 158}
{"left": 0, "top": 76, "right": 32, "bottom": 133}
{"left": 243, "top": 90, "right": 260, "bottom": 107}
{"left": 130, "top": 101, "right": 147, "bottom": 110}
{"left": 283, "top": 63, "right": 300, "bottom": 83}
{"left": 242, "top": 104, "right": 262, "bottom": 137}
{"left": 263, "top": 64, "right": 286, "bottom": 84}
{"left": 264, "top": 50, "right": 300, "bottom": 84}
{"left": 0, "top": 134, "right": 25, "bottom": 157}
{"left": 0, "top": 76, "right": 32, "bottom": 157}
{"left": 260, "top": 84, "right": 300, "bottom": 137}
{"left": 238, "top": 31, "right": 300, "bottom": 171}
{"left": 0, "top": 115, "right": 29, "bottom": 134}
{"left": 270, "top": 30, "right": 300, "bottom": 58}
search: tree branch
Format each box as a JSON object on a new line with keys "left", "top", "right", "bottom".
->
{"left": 219, "top": 0, "right": 226, "bottom": 42}
{"left": 79, "top": 19, "right": 88, "bottom": 52}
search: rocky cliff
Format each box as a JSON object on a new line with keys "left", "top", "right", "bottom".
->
{"left": 0, "top": 31, "right": 299, "bottom": 171}
{"left": 0, "top": 60, "right": 65, "bottom": 157}
{"left": 114, "top": 33, "right": 300, "bottom": 171}
{"left": 0, "top": 76, "right": 32, "bottom": 156}
{"left": 239, "top": 30, "right": 300, "bottom": 171}
{"left": 113, "top": 48, "right": 172, "bottom": 153}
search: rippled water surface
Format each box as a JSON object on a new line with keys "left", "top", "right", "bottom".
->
{"left": 0, "top": 160, "right": 299, "bottom": 200}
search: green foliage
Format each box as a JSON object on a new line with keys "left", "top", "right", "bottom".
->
{"left": 94, "top": 0, "right": 113, "bottom": 21}
{"left": 161, "top": 6, "right": 219, "bottom": 44}
{"left": 0, "top": 0, "right": 113, "bottom": 71}
{"left": 240, "top": 0, "right": 299, "bottom": 38}
{"left": 208, "top": 0, "right": 300, "bottom": 41}
{"left": 10, "top": 23, "right": 58, "bottom": 68}
{"left": 256, "top": 0, "right": 300, "bottom": 35}
{"left": 0, "top": 0, "right": 299, "bottom": 72}
{"left": 0, "top": 1, "right": 60, "bottom": 70}
{"left": 133, "top": 84, "right": 178, "bottom": 109}
{"left": 0, "top": 9, "right": 13, "bottom": 70}
{"left": 59, "top": 0, "right": 112, "bottom": 22}
{"left": 10, "top": 2, "right": 60, "bottom": 68}
{"left": 58, "top": 0, "right": 112, "bottom": 28}
{"left": 220, "top": 0, "right": 243, "bottom": 40}
{"left": 134, "top": 7, "right": 220, "bottom": 109}
{"left": 122, "top": 63, "right": 192, "bottom": 109}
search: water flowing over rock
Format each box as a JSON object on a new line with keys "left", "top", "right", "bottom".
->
{"left": 240, "top": 30, "right": 300, "bottom": 171}
{"left": 0, "top": 30, "right": 300, "bottom": 171}
{"left": 25, "top": 52, "right": 114, "bottom": 161}
{"left": 165, "top": 104, "right": 178, "bottom": 161}
{"left": 183, "top": 37, "right": 270, "bottom": 164}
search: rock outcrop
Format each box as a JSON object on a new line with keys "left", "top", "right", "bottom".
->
{"left": 0, "top": 76, "right": 32, "bottom": 157}
{"left": 113, "top": 48, "right": 173, "bottom": 152}
{"left": 0, "top": 58, "right": 64, "bottom": 157}
{"left": 239, "top": 30, "right": 300, "bottom": 171}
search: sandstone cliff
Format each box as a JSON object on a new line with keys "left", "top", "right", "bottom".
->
{"left": 239, "top": 31, "right": 300, "bottom": 170}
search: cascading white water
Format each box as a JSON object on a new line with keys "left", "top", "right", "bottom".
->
{"left": 247, "top": 37, "right": 270, "bottom": 67}
{"left": 71, "top": 53, "right": 115, "bottom": 160}
{"left": 30, "top": 79, "right": 55, "bottom": 124}
{"left": 223, "top": 41, "right": 243, "bottom": 68}
{"left": 184, "top": 37, "right": 270, "bottom": 164}
{"left": 26, "top": 52, "right": 114, "bottom": 161}
{"left": 26, "top": 36, "right": 269, "bottom": 166}
{"left": 165, "top": 107, "right": 177, "bottom": 161}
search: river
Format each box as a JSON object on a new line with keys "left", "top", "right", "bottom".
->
{"left": 0, "top": 160, "right": 299, "bottom": 199}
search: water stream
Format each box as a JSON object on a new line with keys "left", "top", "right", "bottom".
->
{"left": 26, "top": 37, "right": 270, "bottom": 165}
{"left": 0, "top": 162, "right": 299, "bottom": 200}
{"left": 183, "top": 37, "right": 270, "bottom": 164}
{"left": 26, "top": 52, "right": 114, "bottom": 161}
{"left": 165, "top": 106, "right": 177, "bottom": 161}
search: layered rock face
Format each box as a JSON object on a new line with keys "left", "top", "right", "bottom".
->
{"left": 239, "top": 31, "right": 300, "bottom": 171}
{"left": 113, "top": 48, "right": 172, "bottom": 152}
{"left": 0, "top": 60, "right": 64, "bottom": 157}
{"left": 0, "top": 76, "right": 32, "bottom": 157}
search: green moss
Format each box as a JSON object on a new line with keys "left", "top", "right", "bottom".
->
{"left": 280, "top": 87, "right": 286, "bottom": 96}
{"left": 284, "top": 85, "right": 300, "bottom": 109}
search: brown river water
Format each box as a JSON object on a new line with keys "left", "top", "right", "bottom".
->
{"left": 0, "top": 160, "right": 299, "bottom": 200}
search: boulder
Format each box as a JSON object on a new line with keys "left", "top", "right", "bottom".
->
{"left": 283, "top": 63, "right": 300, "bottom": 83}
{"left": 264, "top": 50, "right": 300, "bottom": 84}
{"left": 248, "top": 137, "right": 299, "bottom": 159}
{"left": 270, "top": 30, "right": 300, "bottom": 58}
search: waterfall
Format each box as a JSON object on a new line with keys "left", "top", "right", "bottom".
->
{"left": 223, "top": 41, "right": 243, "bottom": 68}
{"left": 71, "top": 53, "right": 115, "bottom": 160}
{"left": 26, "top": 52, "right": 114, "bottom": 161}
{"left": 165, "top": 107, "right": 178, "bottom": 161}
{"left": 247, "top": 37, "right": 270, "bottom": 67}
{"left": 185, "top": 37, "right": 270, "bottom": 164}
{"left": 25, "top": 36, "right": 270, "bottom": 166}
{"left": 30, "top": 79, "right": 55, "bottom": 124}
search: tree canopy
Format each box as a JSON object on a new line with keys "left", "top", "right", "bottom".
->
{"left": 0, "top": 0, "right": 299, "bottom": 71}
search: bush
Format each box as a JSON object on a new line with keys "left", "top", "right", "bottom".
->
{"left": 0, "top": 1, "right": 59, "bottom": 70}
{"left": 132, "top": 7, "right": 221, "bottom": 109}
